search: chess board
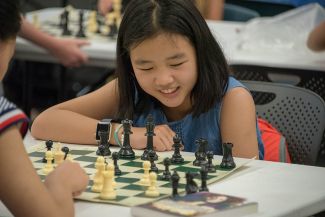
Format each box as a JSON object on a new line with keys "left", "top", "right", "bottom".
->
{"left": 27, "top": 143, "right": 252, "bottom": 207}
{"left": 29, "top": 8, "right": 115, "bottom": 42}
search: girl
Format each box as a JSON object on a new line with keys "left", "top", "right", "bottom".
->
{"left": 0, "top": 1, "right": 88, "bottom": 217}
{"left": 32, "top": 0, "right": 264, "bottom": 159}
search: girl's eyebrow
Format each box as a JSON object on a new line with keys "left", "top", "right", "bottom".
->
{"left": 134, "top": 53, "right": 186, "bottom": 65}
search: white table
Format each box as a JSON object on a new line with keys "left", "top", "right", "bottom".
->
{"left": 0, "top": 132, "right": 325, "bottom": 217}
{"left": 14, "top": 8, "right": 325, "bottom": 71}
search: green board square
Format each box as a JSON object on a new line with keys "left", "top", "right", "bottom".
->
{"left": 115, "top": 177, "right": 139, "bottom": 184}
{"left": 121, "top": 184, "right": 147, "bottom": 191}
{"left": 160, "top": 182, "right": 186, "bottom": 189}
{"left": 94, "top": 195, "right": 128, "bottom": 202}
{"left": 122, "top": 161, "right": 143, "bottom": 168}
{"left": 29, "top": 152, "right": 45, "bottom": 157}
{"left": 173, "top": 166, "right": 200, "bottom": 173}
{"left": 215, "top": 165, "right": 233, "bottom": 171}
{"left": 135, "top": 192, "right": 168, "bottom": 198}
{"left": 74, "top": 156, "right": 98, "bottom": 162}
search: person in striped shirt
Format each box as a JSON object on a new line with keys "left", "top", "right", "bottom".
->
{"left": 0, "top": 1, "right": 88, "bottom": 217}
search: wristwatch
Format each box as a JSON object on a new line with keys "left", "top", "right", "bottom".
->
{"left": 96, "top": 119, "right": 113, "bottom": 141}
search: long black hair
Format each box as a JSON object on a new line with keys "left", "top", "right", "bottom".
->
{"left": 116, "top": 0, "right": 229, "bottom": 119}
{"left": 0, "top": 0, "right": 21, "bottom": 41}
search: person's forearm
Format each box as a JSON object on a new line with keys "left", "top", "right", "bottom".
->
{"left": 31, "top": 108, "right": 98, "bottom": 145}
{"left": 19, "top": 17, "right": 60, "bottom": 52}
{"left": 206, "top": 0, "right": 224, "bottom": 20}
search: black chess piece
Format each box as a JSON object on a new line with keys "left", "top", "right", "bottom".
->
{"left": 148, "top": 150, "right": 158, "bottom": 173}
{"left": 76, "top": 10, "right": 86, "bottom": 38}
{"left": 171, "top": 134, "right": 184, "bottom": 164}
{"left": 118, "top": 119, "right": 135, "bottom": 159}
{"left": 199, "top": 165, "right": 209, "bottom": 192}
{"left": 43, "top": 140, "right": 54, "bottom": 163}
{"left": 193, "top": 138, "right": 208, "bottom": 167}
{"left": 206, "top": 151, "right": 216, "bottom": 173}
{"left": 61, "top": 146, "right": 70, "bottom": 160}
{"left": 96, "top": 130, "right": 111, "bottom": 156}
{"left": 96, "top": 13, "right": 102, "bottom": 34}
{"left": 62, "top": 9, "right": 71, "bottom": 36}
{"left": 141, "top": 114, "right": 158, "bottom": 161}
{"left": 112, "top": 152, "right": 122, "bottom": 176}
{"left": 185, "top": 172, "right": 198, "bottom": 195}
{"left": 220, "top": 143, "right": 236, "bottom": 169}
{"left": 161, "top": 157, "right": 171, "bottom": 181}
{"left": 107, "top": 18, "right": 118, "bottom": 39}
{"left": 171, "top": 170, "right": 180, "bottom": 197}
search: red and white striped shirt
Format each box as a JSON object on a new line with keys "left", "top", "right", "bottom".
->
{"left": 0, "top": 96, "right": 29, "bottom": 137}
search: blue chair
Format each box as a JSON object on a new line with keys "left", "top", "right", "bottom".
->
{"left": 223, "top": 3, "right": 260, "bottom": 22}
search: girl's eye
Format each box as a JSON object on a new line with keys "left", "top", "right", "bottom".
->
{"left": 170, "top": 62, "right": 184, "bottom": 67}
{"left": 139, "top": 68, "right": 153, "bottom": 71}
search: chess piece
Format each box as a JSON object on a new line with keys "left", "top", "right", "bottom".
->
{"left": 32, "top": 14, "right": 40, "bottom": 29}
{"left": 54, "top": 142, "right": 64, "bottom": 165}
{"left": 148, "top": 150, "right": 158, "bottom": 173}
{"left": 87, "top": 11, "right": 98, "bottom": 33}
{"left": 112, "top": 152, "right": 122, "bottom": 176}
{"left": 193, "top": 138, "right": 208, "bottom": 167}
{"left": 118, "top": 119, "right": 135, "bottom": 159}
{"left": 220, "top": 143, "right": 236, "bottom": 169}
{"left": 43, "top": 150, "right": 54, "bottom": 175}
{"left": 171, "top": 134, "right": 184, "bottom": 164}
{"left": 171, "top": 170, "right": 180, "bottom": 197}
{"left": 206, "top": 151, "right": 216, "bottom": 173}
{"left": 61, "top": 146, "right": 70, "bottom": 160}
{"left": 139, "top": 161, "right": 150, "bottom": 186}
{"left": 141, "top": 114, "right": 158, "bottom": 161}
{"left": 199, "top": 166, "right": 209, "bottom": 192}
{"left": 96, "top": 130, "right": 111, "bottom": 156}
{"left": 100, "top": 170, "right": 116, "bottom": 200}
{"left": 62, "top": 9, "right": 71, "bottom": 36}
{"left": 76, "top": 10, "right": 86, "bottom": 38}
{"left": 91, "top": 156, "right": 106, "bottom": 192}
{"left": 161, "top": 157, "right": 171, "bottom": 181}
{"left": 106, "top": 163, "right": 116, "bottom": 187}
{"left": 43, "top": 140, "right": 54, "bottom": 163}
{"left": 185, "top": 172, "right": 198, "bottom": 194}
{"left": 145, "top": 172, "right": 160, "bottom": 197}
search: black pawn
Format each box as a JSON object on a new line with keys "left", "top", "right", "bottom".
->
{"left": 148, "top": 150, "right": 158, "bottom": 173}
{"left": 62, "top": 9, "right": 71, "bottom": 36}
{"left": 161, "top": 157, "right": 171, "bottom": 181}
{"left": 199, "top": 165, "right": 209, "bottom": 192}
{"left": 206, "top": 151, "right": 216, "bottom": 173}
{"left": 118, "top": 119, "right": 135, "bottom": 159}
{"left": 185, "top": 172, "right": 198, "bottom": 195}
{"left": 171, "top": 134, "right": 184, "bottom": 164}
{"left": 171, "top": 170, "right": 180, "bottom": 197}
{"left": 141, "top": 114, "right": 158, "bottom": 161}
{"left": 220, "top": 143, "right": 236, "bottom": 169}
{"left": 112, "top": 152, "right": 122, "bottom": 176}
{"left": 76, "top": 10, "right": 86, "bottom": 38}
{"left": 61, "top": 147, "right": 70, "bottom": 160}
{"left": 43, "top": 140, "right": 54, "bottom": 163}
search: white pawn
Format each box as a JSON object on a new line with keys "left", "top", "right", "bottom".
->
{"left": 54, "top": 142, "right": 64, "bottom": 165}
{"left": 100, "top": 170, "right": 116, "bottom": 200}
{"left": 91, "top": 156, "right": 106, "bottom": 192}
{"left": 106, "top": 163, "right": 116, "bottom": 187}
{"left": 43, "top": 150, "right": 54, "bottom": 175}
{"left": 145, "top": 172, "right": 160, "bottom": 197}
{"left": 139, "top": 161, "right": 150, "bottom": 186}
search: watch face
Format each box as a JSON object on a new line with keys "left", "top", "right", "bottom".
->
{"left": 96, "top": 120, "right": 111, "bottom": 140}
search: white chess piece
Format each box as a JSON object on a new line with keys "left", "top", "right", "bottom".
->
{"left": 145, "top": 172, "right": 160, "bottom": 197}
{"left": 54, "top": 142, "right": 64, "bottom": 165}
{"left": 100, "top": 170, "right": 116, "bottom": 200}
{"left": 43, "top": 150, "right": 54, "bottom": 175}
{"left": 106, "top": 163, "right": 116, "bottom": 187}
{"left": 139, "top": 161, "right": 150, "bottom": 186}
{"left": 91, "top": 156, "right": 106, "bottom": 192}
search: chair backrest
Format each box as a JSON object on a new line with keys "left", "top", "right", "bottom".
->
{"left": 223, "top": 3, "right": 260, "bottom": 22}
{"left": 241, "top": 80, "right": 325, "bottom": 165}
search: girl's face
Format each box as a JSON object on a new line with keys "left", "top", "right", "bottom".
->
{"left": 0, "top": 39, "right": 15, "bottom": 81}
{"left": 130, "top": 33, "right": 198, "bottom": 117}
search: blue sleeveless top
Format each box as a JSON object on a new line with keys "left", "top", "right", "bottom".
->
{"left": 133, "top": 77, "right": 265, "bottom": 159}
